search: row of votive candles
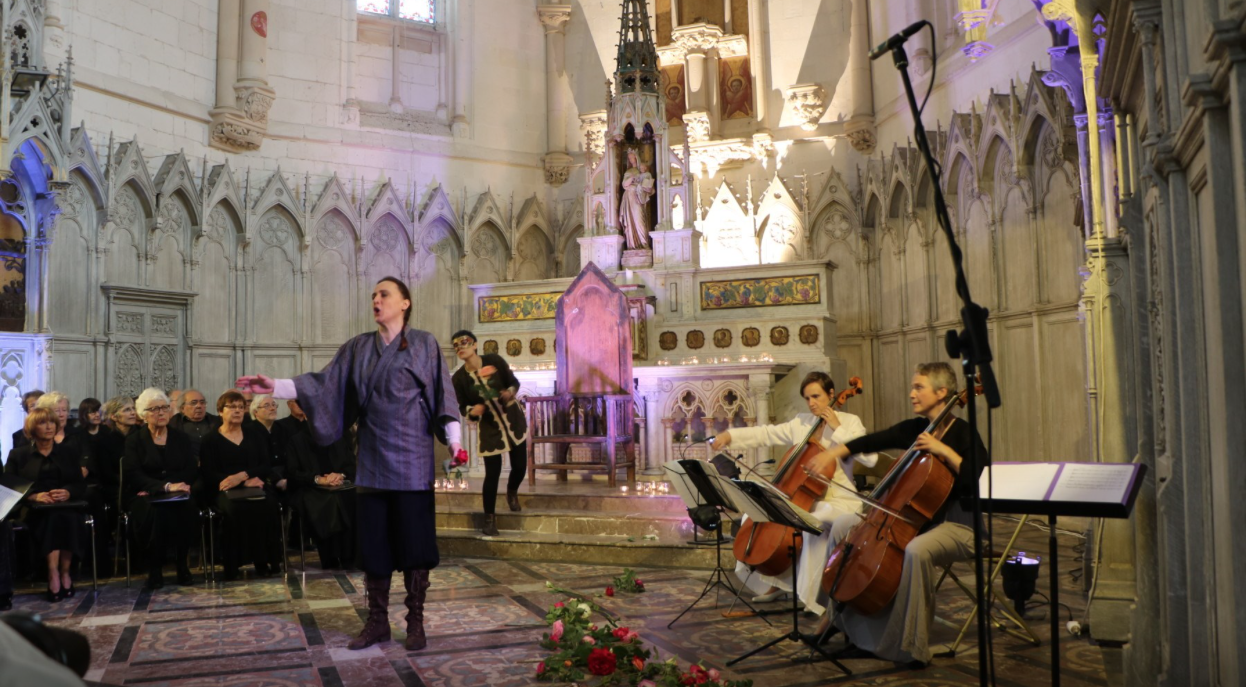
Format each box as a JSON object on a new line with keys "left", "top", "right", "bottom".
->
{"left": 620, "top": 482, "right": 670, "bottom": 496}
{"left": 435, "top": 479, "right": 470, "bottom": 491}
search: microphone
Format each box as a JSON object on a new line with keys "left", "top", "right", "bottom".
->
{"left": 868, "top": 20, "right": 928, "bottom": 60}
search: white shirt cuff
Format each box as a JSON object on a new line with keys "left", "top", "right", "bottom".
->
{"left": 272, "top": 378, "right": 297, "bottom": 400}
{"left": 445, "top": 421, "right": 462, "bottom": 448}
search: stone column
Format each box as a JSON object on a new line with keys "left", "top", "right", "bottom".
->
{"left": 213, "top": 0, "right": 241, "bottom": 114}
{"left": 389, "top": 26, "right": 404, "bottom": 112}
{"left": 674, "top": 24, "right": 723, "bottom": 142}
{"left": 539, "top": 5, "right": 573, "bottom": 186}
{"left": 210, "top": 0, "right": 272, "bottom": 151}
{"left": 844, "top": 0, "right": 875, "bottom": 153}
{"left": 236, "top": 0, "right": 275, "bottom": 121}
{"left": 639, "top": 381, "right": 664, "bottom": 475}
{"left": 450, "top": 0, "right": 474, "bottom": 137}
{"left": 748, "top": 374, "right": 772, "bottom": 474}
{"left": 43, "top": 0, "right": 67, "bottom": 62}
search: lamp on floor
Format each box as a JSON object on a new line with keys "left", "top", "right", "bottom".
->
{"left": 1001, "top": 552, "right": 1041, "bottom": 617}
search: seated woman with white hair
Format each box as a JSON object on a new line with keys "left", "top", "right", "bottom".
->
{"left": 123, "top": 387, "right": 200, "bottom": 590}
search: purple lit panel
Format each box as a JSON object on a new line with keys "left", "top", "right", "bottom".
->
{"left": 398, "top": 0, "right": 434, "bottom": 23}
{"left": 357, "top": 0, "right": 390, "bottom": 15}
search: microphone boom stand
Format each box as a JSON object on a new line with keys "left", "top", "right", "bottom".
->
{"left": 884, "top": 40, "right": 1001, "bottom": 687}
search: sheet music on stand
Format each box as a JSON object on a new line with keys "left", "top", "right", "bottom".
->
{"left": 731, "top": 480, "right": 823, "bottom": 535}
{"left": 664, "top": 459, "right": 770, "bottom": 526}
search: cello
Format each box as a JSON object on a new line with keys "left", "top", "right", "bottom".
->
{"left": 732, "top": 376, "right": 864, "bottom": 576}
{"left": 819, "top": 381, "right": 982, "bottom": 614}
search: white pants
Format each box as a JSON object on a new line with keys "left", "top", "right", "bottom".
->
{"left": 733, "top": 499, "right": 860, "bottom": 615}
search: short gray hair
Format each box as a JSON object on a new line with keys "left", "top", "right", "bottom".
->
{"left": 34, "top": 391, "right": 69, "bottom": 411}
{"left": 102, "top": 396, "right": 131, "bottom": 423}
{"left": 250, "top": 393, "right": 274, "bottom": 419}
{"left": 135, "top": 387, "right": 172, "bottom": 420}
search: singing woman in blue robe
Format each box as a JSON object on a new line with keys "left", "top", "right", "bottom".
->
{"left": 237, "top": 276, "right": 463, "bottom": 652}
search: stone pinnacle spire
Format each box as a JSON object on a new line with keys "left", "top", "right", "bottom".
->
{"left": 615, "top": 0, "right": 659, "bottom": 94}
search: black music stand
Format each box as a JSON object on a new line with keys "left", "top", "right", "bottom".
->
{"left": 981, "top": 461, "right": 1147, "bottom": 687}
{"left": 725, "top": 480, "right": 851, "bottom": 676}
{"left": 663, "top": 460, "right": 766, "bottom": 628}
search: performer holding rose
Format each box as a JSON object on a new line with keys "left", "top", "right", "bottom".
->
{"left": 450, "top": 330, "right": 528, "bottom": 537}
{"left": 236, "top": 277, "right": 463, "bottom": 652}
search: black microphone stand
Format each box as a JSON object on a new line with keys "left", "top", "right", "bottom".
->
{"left": 883, "top": 38, "right": 1001, "bottom": 687}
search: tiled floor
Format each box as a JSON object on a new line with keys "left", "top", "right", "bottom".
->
{"left": 9, "top": 514, "right": 1107, "bottom": 687}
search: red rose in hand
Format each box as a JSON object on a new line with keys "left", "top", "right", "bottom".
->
{"left": 587, "top": 647, "right": 617, "bottom": 676}
{"left": 605, "top": 585, "right": 615, "bottom": 597}
{"left": 452, "top": 448, "right": 470, "bottom": 467}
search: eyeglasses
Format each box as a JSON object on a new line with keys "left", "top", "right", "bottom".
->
{"left": 452, "top": 339, "right": 475, "bottom": 350}
{"left": 147, "top": 405, "right": 172, "bottom": 414}
{"left": 256, "top": 403, "right": 278, "bottom": 410}
{"left": 185, "top": 399, "right": 206, "bottom": 406}
{"left": 224, "top": 403, "right": 247, "bottom": 411}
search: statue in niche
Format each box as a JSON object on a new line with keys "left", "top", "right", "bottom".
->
{"left": 619, "top": 147, "right": 655, "bottom": 249}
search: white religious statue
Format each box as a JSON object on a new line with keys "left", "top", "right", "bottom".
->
{"left": 619, "top": 148, "right": 655, "bottom": 249}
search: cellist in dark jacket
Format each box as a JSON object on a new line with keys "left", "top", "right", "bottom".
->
{"left": 805, "top": 362, "right": 988, "bottom": 667}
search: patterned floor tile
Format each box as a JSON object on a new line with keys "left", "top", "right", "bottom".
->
{"left": 130, "top": 613, "right": 306, "bottom": 663}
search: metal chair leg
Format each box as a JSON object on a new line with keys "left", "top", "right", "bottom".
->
{"left": 86, "top": 514, "right": 98, "bottom": 592}
{"left": 278, "top": 505, "right": 289, "bottom": 576}
{"left": 298, "top": 514, "right": 305, "bottom": 574}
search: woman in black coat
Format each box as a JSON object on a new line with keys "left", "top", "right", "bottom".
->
{"left": 123, "top": 388, "right": 199, "bottom": 590}
{"left": 286, "top": 425, "right": 356, "bottom": 569}
{"left": 199, "top": 390, "right": 282, "bottom": 580}
{"left": 5, "top": 407, "right": 87, "bottom": 601}
{"left": 450, "top": 330, "right": 529, "bottom": 537}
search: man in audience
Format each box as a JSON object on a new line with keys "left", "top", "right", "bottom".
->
{"left": 10, "top": 389, "right": 45, "bottom": 450}
{"left": 168, "top": 389, "right": 220, "bottom": 459}
{"left": 168, "top": 389, "right": 183, "bottom": 411}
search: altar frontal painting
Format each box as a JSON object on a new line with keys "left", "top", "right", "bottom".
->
{"left": 478, "top": 292, "right": 562, "bottom": 323}
{"left": 699, "top": 274, "right": 821, "bottom": 310}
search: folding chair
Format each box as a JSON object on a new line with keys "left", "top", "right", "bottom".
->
{"left": 933, "top": 515, "right": 1041, "bottom": 656}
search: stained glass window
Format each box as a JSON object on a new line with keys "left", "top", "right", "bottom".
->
{"left": 398, "top": 0, "right": 434, "bottom": 24}
{"left": 357, "top": 0, "right": 434, "bottom": 24}
{"left": 357, "top": 0, "right": 390, "bottom": 15}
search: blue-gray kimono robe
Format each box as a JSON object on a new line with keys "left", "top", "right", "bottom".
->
{"left": 292, "top": 327, "right": 459, "bottom": 492}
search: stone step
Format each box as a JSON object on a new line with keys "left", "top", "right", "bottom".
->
{"left": 436, "top": 528, "right": 735, "bottom": 570}
{"left": 435, "top": 487, "right": 688, "bottom": 516}
{"left": 435, "top": 504, "right": 704, "bottom": 540}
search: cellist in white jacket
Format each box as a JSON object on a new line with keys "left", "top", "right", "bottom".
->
{"left": 711, "top": 371, "right": 876, "bottom": 615}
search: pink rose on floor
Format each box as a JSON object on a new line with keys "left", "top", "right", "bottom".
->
{"left": 550, "top": 619, "right": 564, "bottom": 642}
{"left": 639, "top": 681, "right": 656, "bottom": 687}
{"left": 582, "top": 635, "right": 596, "bottom": 645}
{"left": 625, "top": 630, "right": 639, "bottom": 642}
{"left": 554, "top": 602, "right": 564, "bottom": 608}
{"left": 707, "top": 667, "right": 721, "bottom": 680}
{"left": 536, "top": 661, "right": 545, "bottom": 675}
{"left": 589, "top": 624, "right": 598, "bottom": 631}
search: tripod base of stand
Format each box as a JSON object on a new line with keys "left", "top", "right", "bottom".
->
{"left": 727, "top": 629, "right": 853, "bottom": 675}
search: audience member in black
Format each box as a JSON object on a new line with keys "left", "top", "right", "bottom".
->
{"left": 200, "top": 391, "right": 282, "bottom": 580}
{"left": 0, "top": 520, "right": 12, "bottom": 610}
{"left": 10, "top": 389, "right": 44, "bottom": 451}
{"left": 168, "top": 389, "right": 221, "bottom": 460}
{"left": 5, "top": 408, "right": 87, "bottom": 602}
{"left": 250, "top": 395, "right": 289, "bottom": 494}
{"left": 274, "top": 399, "right": 307, "bottom": 437}
{"left": 63, "top": 397, "right": 111, "bottom": 572}
{"left": 239, "top": 388, "right": 258, "bottom": 428}
{"left": 98, "top": 397, "right": 139, "bottom": 506}
{"left": 286, "top": 425, "right": 356, "bottom": 569}
{"left": 35, "top": 392, "right": 77, "bottom": 444}
{"left": 124, "top": 388, "right": 198, "bottom": 590}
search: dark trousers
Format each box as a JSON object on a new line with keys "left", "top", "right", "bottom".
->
{"left": 356, "top": 490, "right": 438, "bottom": 577}
{"left": 0, "top": 521, "right": 13, "bottom": 598}
{"left": 482, "top": 442, "right": 526, "bottom": 515}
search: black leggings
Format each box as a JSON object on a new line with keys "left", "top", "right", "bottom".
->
{"left": 482, "top": 442, "right": 527, "bottom": 515}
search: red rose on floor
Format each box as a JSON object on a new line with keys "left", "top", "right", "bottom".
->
{"left": 587, "top": 647, "right": 617, "bottom": 676}
{"left": 536, "top": 661, "right": 545, "bottom": 675}
{"left": 605, "top": 585, "right": 615, "bottom": 597}
{"left": 612, "top": 626, "right": 630, "bottom": 640}
{"left": 635, "top": 579, "right": 644, "bottom": 589}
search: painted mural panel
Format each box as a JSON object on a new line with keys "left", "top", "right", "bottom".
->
{"left": 661, "top": 64, "right": 686, "bottom": 126}
{"left": 719, "top": 57, "right": 753, "bottom": 120}
{"left": 699, "top": 274, "right": 820, "bottom": 310}
{"left": 478, "top": 292, "right": 560, "bottom": 323}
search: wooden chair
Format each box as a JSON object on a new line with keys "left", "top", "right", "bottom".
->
{"left": 526, "top": 392, "right": 636, "bottom": 487}
{"left": 526, "top": 262, "right": 637, "bottom": 488}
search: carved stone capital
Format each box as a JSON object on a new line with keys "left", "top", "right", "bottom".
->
{"left": 543, "top": 152, "right": 573, "bottom": 187}
{"left": 672, "top": 22, "right": 724, "bottom": 55}
{"left": 689, "top": 138, "right": 754, "bottom": 177}
{"left": 683, "top": 111, "right": 711, "bottom": 143}
{"left": 209, "top": 107, "right": 263, "bottom": 152}
{"left": 235, "top": 82, "right": 275, "bottom": 125}
{"left": 784, "top": 84, "right": 826, "bottom": 132}
{"left": 537, "top": 5, "right": 572, "bottom": 33}
{"left": 844, "top": 116, "right": 876, "bottom": 154}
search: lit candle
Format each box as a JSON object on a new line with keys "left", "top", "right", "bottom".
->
{"left": 621, "top": 486, "right": 629, "bottom": 494}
